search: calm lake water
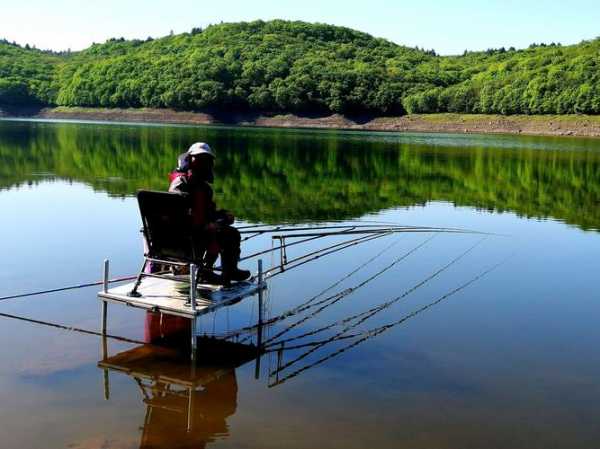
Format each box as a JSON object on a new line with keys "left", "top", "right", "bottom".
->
{"left": 1, "top": 119, "right": 600, "bottom": 449}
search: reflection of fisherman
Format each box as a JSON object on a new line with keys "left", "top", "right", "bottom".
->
{"left": 136, "top": 317, "right": 239, "bottom": 449}
{"left": 139, "top": 369, "right": 238, "bottom": 449}
{"left": 169, "top": 142, "right": 250, "bottom": 286}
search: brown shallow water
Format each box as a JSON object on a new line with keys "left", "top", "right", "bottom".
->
{"left": 1, "top": 119, "right": 600, "bottom": 449}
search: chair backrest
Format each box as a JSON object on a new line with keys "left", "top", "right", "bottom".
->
{"left": 137, "top": 190, "right": 202, "bottom": 263}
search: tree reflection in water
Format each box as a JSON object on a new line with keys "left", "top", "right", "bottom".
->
{"left": 2, "top": 120, "right": 600, "bottom": 230}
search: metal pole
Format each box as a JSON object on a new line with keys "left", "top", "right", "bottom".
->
{"left": 103, "top": 259, "right": 109, "bottom": 293}
{"left": 279, "top": 238, "right": 287, "bottom": 271}
{"left": 255, "top": 259, "right": 264, "bottom": 380}
{"left": 101, "top": 259, "right": 109, "bottom": 336}
{"left": 101, "top": 334, "right": 110, "bottom": 400}
{"left": 187, "top": 386, "right": 194, "bottom": 432}
{"left": 190, "top": 264, "right": 197, "bottom": 312}
{"left": 189, "top": 264, "right": 198, "bottom": 362}
{"left": 190, "top": 317, "right": 197, "bottom": 362}
{"left": 276, "top": 342, "right": 284, "bottom": 384}
{"left": 101, "top": 302, "right": 107, "bottom": 336}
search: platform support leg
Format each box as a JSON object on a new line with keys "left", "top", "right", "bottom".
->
{"left": 187, "top": 386, "right": 194, "bottom": 432}
{"left": 101, "top": 258, "right": 108, "bottom": 334}
{"left": 189, "top": 264, "right": 197, "bottom": 312}
{"left": 190, "top": 317, "right": 197, "bottom": 362}
{"left": 103, "top": 259, "right": 109, "bottom": 292}
{"left": 276, "top": 342, "right": 285, "bottom": 384}
{"left": 279, "top": 238, "right": 287, "bottom": 270}
{"left": 255, "top": 259, "right": 264, "bottom": 379}
{"left": 101, "top": 335, "right": 110, "bottom": 400}
{"left": 101, "top": 301, "right": 108, "bottom": 336}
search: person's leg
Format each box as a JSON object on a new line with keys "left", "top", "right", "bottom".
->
{"left": 217, "top": 226, "right": 250, "bottom": 285}
{"left": 196, "top": 233, "right": 222, "bottom": 284}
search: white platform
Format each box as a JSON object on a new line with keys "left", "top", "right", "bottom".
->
{"left": 98, "top": 276, "right": 265, "bottom": 318}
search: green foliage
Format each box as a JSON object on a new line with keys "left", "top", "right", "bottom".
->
{"left": 2, "top": 22, "right": 600, "bottom": 115}
{"left": 0, "top": 39, "right": 61, "bottom": 105}
{"left": 2, "top": 121, "right": 600, "bottom": 230}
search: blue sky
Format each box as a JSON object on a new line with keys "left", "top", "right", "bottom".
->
{"left": 3, "top": 0, "right": 600, "bottom": 55}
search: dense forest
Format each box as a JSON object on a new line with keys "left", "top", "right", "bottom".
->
{"left": 1, "top": 20, "right": 600, "bottom": 115}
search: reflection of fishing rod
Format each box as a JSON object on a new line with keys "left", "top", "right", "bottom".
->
{"left": 225, "top": 232, "right": 399, "bottom": 341}
{"left": 0, "top": 310, "right": 146, "bottom": 345}
{"left": 267, "top": 238, "right": 487, "bottom": 375}
{"left": 262, "top": 234, "right": 437, "bottom": 345}
{"left": 269, "top": 254, "right": 510, "bottom": 387}
{"left": 266, "top": 237, "right": 486, "bottom": 351}
{"left": 234, "top": 232, "right": 493, "bottom": 340}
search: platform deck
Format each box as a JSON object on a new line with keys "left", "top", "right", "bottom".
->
{"left": 98, "top": 276, "right": 264, "bottom": 318}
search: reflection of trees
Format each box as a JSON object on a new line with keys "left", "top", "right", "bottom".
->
{"left": 1, "top": 121, "right": 600, "bottom": 229}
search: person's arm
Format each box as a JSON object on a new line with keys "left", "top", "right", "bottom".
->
{"left": 215, "top": 209, "right": 235, "bottom": 225}
{"left": 192, "top": 188, "right": 224, "bottom": 233}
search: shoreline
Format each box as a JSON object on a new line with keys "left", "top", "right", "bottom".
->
{"left": 3, "top": 106, "right": 600, "bottom": 138}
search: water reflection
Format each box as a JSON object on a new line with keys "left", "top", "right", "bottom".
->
{"left": 1, "top": 119, "right": 600, "bottom": 229}
{"left": 99, "top": 328, "right": 257, "bottom": 449}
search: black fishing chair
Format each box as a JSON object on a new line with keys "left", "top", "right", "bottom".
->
{"left": 128, "top": 190, "right": 209, "bottom": 297}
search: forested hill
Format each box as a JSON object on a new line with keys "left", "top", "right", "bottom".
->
{"left": 1, "top": 20, "right": 600, "bottom": 115}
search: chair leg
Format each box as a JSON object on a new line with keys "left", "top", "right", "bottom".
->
{"left": 127, "top": 259, "right": 148, "bottom": 297}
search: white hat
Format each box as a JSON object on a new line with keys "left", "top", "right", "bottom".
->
{"left": 187, "top": 142, "right": 215, "bottom": 158}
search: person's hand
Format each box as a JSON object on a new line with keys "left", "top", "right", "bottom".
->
{"left": 225, "top": 212, "right": 235, "bottom": 224}
{"left": 205, "top": 222, "right": 218, "bottom": 233}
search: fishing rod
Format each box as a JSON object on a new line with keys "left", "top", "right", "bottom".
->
{"left": 239, "top": 224, "right": 426, "bottom": 234}
{"left": 0, "top": 275, "right": 138, "bottom": 302}
{"left": 0, "top": 229, "right": 415, "bottom": 302}
{"left": 240, "top": 226, "right": 477, "bottom": 264}
{"left": 235, "top": 220, "right": 403, "bottom": 231}
{"left": 270, "top": 227, "right": 484, "bottom": 239}
{"left": 240, "top": 225, "right": 371, "bottom": 262}
{"left": 240, "top": 224, "right": 387, "bottom": 242}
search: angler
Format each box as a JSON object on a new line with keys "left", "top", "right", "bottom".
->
{"left": 169, "top": 142, "right": 251, "bottom": 286}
